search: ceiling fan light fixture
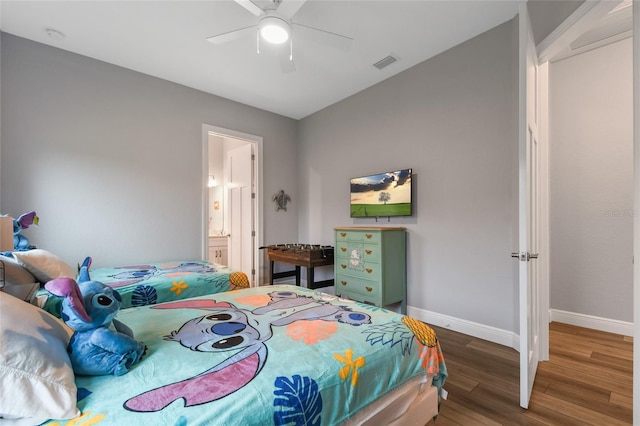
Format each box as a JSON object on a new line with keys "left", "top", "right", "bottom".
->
{"left": 259, "top": 15, "right": 290, "bottom": 44}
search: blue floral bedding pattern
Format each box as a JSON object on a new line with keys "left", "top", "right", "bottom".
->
{"left": 43, "top": 285, "right": 446, "bottom": 426}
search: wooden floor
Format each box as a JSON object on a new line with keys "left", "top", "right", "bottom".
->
{"left": 433, "top": 322, "right": 633, "bottom": 425}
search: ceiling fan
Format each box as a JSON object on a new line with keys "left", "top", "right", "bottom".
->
{"left": 206, "top": 0, "right": 353, "bottom": 73}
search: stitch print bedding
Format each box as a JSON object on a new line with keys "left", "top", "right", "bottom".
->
{"left": 36, "top": 260, "right": 250, "bottom": 313}
{"left": 42, "top": 285, "right": 446, "bottom": 425}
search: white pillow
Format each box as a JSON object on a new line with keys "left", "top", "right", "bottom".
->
{"left": 0, "top": 291, "right": 79, "bottom": 423}
{"left": 0, "top": 255, "right": 36, "bottom": 285}
{"left": 12, "top": 249, "right": 76, "bottom": 283}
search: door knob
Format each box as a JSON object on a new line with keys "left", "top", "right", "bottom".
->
{"left": 511, "top": 252, "right": 539, "bottom": 261}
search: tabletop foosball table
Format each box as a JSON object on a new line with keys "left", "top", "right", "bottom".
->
{"left": 263, "top": 244, "right": 334, "bottom": 289}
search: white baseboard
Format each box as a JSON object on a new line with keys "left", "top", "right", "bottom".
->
{"left": 405, "top": 307, "right": 634, "bottom": 352}
{"left": 407, "top": 305, "right": 520, "bottom": 351}
{"left": 550, "top": 309, "right": 633, "bottom": 337}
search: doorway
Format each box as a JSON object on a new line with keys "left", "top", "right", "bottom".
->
{"left": 202, "top": 124, "right": 264, "bottom": 286}
{"left": 522, "top": 0, "right": 634, "bottom": 409}
{"left": 530, "top": 0, "right": 634, "bottom": 413}
{"left": 537, "top": 2, "right": 634, "bottom": 331}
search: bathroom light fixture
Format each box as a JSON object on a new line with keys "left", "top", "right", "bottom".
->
{"left": 259, "top": 14, "right": 290, "bottom": 44}
{"left": 207, "top": 175, "right": 217, "bottom": 188}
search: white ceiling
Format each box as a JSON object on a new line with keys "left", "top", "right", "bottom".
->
{"left": 0, "top": 0, "right": 521, "bottom": 119}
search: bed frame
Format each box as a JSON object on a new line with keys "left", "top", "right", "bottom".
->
{"left": 344, "top": 376, "right": 439, "bottom": 425}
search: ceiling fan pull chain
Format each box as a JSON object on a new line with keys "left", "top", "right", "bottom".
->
{"left": 256, "top": 29, "right": 261, "bottom": 55}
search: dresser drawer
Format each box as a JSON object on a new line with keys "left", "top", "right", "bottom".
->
{"left": 336, "top": 259, "right": 381, "bottom": 280}
{"left": 335, "top": 242, "right": 380, "bottom": 264}
{"left": 335, "top": 275, "right": 381, "bottom": 299}
{"left": 336, "top": 230, "right": 380, "bottom": 244}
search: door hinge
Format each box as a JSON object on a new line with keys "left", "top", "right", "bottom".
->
{"left": 251, "top": 230, "right": 255, "bottom": 237}
{"left": 252, "top": 192, "right": 256, "bottom": 199}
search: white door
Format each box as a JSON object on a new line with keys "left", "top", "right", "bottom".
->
{"left": 229, "top": 186, "right": 242, "bottom": 269}
{"left": 517, "top": 3, "right": 541, "bottom": 409}
{"left": 227, "top": 144, "right": 254, "bottom": 281}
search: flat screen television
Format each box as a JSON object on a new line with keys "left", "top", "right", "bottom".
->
{"left": 350, "top": 168, "right": 412, "bottom": 218}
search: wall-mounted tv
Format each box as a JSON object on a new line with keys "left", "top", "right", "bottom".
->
{"left": 350, "top": 168, "right": 412, "bottom": 218}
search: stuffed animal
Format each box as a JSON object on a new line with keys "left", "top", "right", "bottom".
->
{"left": 44, "top": 259, "right": 146, "bottom": 376}
{"left": 11, "top": 211, "right": 39, "bottom": 251}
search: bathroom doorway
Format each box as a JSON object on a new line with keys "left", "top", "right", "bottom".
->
{"left": 202, "top": 124, "right": 263, "bottom": 286}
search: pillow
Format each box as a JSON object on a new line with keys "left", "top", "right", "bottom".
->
{"left": 12, "top": 249, "right": 76, "bottom": 283}
{"left": 0, "top": 291, "right": 79, "bottom": 423}
{"left": 0, "top": 255, "right": 36, "bottom": 285}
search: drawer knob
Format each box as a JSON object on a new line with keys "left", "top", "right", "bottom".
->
{"left": 365, "top": 250, "right": 372, "bottom": 255}
{"left": 341, "top": 280, "right": 347, "bottom": 286}
{"left": 366, "top": 268, "right": 372, "bottom": 274}
{"left": 365, "top": 234, "right": 372, "bottom": 239}
{"left": 365, "top": 286, "right": 372, "bottom": 292}
{"left": 341, "top": 247, "right": 347, "bottom": 252}
{"left": 341, "top": 264, "right": 347, "bottom": 269}
{"left": 340, "top": 232, "right": 347, "bottom": 237}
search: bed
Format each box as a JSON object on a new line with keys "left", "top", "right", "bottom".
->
{"left": 64, "top": 259, "right": 251, "bottom": 308}
{"left": 0, "top": 285, "right": 447, "bottom": 425}
{"left": 4, "top": 249, "right": 250, "bottom": 310}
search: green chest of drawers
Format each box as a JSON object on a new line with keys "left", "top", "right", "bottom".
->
{"left": 334, "top": 227, "right": 406, "bottom": 314}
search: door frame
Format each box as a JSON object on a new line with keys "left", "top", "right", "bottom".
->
{"left": 633, "top": 1, "right": 639, "bottom": 421}
{"left": 201, "top": 124, "right": 264, "bottom": 286}
{"left": 537, "top": 1, "right": 627, "bottom": 64}
{"left": 537, "top": 59, "right": 550, "bottom": 363}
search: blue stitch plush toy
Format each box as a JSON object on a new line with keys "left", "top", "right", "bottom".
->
{"left": 0, "top": 211, "right": 39, "bottom": 255}
{"left": 44, "top": 259, "right": 146, "bottom": 376}
{"left": 12, "top": 211, "right": 39, "bottom": 251}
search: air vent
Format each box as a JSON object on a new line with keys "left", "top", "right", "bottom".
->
{"left": 373, "top": 54, "right": 399, "bottom": 70}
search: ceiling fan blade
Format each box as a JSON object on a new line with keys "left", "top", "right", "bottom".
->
{"left": 278, "top": 49, "right": 296, "bottom": 73}
{"left": 233, "top": 0, "right": 264, "bottom": 17}
{"left": 206, "top": 26, "right": 256, "bottom": 45}
{"left": 293, "top": 23, "right": 353, "bottom": 52}
{"left": 277, "top": 0, "right": 307, "bottom": 19}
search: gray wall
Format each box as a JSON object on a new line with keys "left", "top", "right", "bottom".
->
{"left": 5, "top": 12, "right": 628, "bottom": 336}
{"left": 298, "top": 20, "right": 519, "bottom": 332}
{"left": 1, "top": 33, "right": 299, "bottom": 269}
{"left": 549, "top": 38, "right": 633, "bottom": 322}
